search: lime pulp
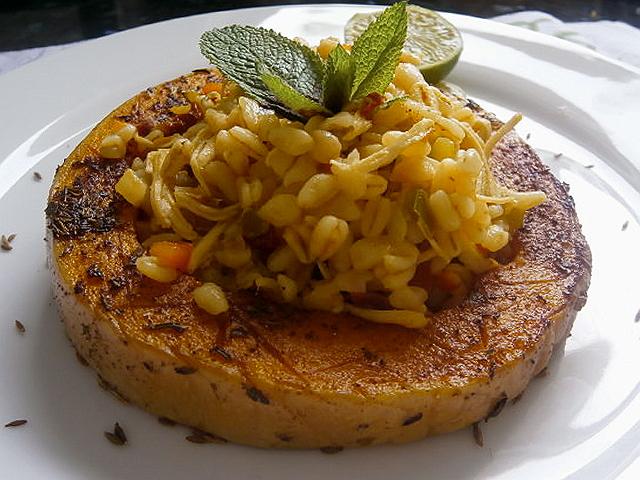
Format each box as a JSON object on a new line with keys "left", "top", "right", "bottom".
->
{"left": 345, "top": 5, "right": 463, "bottom": 84}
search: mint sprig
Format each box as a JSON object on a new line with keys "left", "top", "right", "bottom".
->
{"left": 350, "top": 2, "right": 408, "bottom": 100}
{"left": 259, "top": 64, "right": 330, "bottom": 116}
{"left": 199, "top": 25, "right": 325, "bottom": 118}
{"left": 199, "top": 2, "right": 408, "bottom": 119}
{"left": 323, "top": 44, "right": 354, "bottom": 113}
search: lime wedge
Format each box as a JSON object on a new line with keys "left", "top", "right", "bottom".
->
{"left": 345, "top": 5, "right": 463, "bottom": 84}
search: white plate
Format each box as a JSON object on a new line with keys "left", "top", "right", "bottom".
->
{"left": 1, "top": 4, "right": 640, "bottom": 479}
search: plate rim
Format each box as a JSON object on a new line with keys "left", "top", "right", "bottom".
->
{"left": 1, "top": 4, "right": 639, "bottom": 479}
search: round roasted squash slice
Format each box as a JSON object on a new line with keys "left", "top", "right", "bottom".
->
{"left": 46, "top": 69, "right": 591, "bottom": 448}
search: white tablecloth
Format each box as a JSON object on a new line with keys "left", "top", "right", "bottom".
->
{"left": 1, "top": 11, "right": 639, "bottom": 76}
{"left": 493, "top": 11, "right": 640, "bottom": 67}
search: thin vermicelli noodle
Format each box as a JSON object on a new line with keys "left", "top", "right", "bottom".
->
{"left": 107, "top": 38, "right": 546, "bottom": 328}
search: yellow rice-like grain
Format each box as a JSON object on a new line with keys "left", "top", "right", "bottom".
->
{"left": 117, "top": 49, "right": 545, "bottom": 328}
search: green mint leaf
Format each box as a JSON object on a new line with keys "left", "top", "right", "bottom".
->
{"left": 259, "top": 64, "right": 330, "bottom": 116}
{"left": 350, "top": 2, "right": 408, "bottom": 100}
{"left": 323, "top": 44, "right": 354, "bottom": 112}
{"left": 199, "top": 25, "right": 325, "bottom": 115}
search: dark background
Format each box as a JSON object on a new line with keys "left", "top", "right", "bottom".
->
{"left": 2, "top": 0, "right": 640, "bottom": 51}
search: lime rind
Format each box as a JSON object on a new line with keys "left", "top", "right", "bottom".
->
{"left": 345, "top": 5, "right": 463, "bottom": 84}
{"left": 420, "top": 48, "right": 461, "bottom": 84}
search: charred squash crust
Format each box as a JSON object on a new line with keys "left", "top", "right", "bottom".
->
{"left": 47, "top": 70, "right": 591, "bottom": 448}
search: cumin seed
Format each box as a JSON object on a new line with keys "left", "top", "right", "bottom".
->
{"left": 104, "top": 431, "right": 125, "bottom": 446}
{"left": 174, "top": 366, "right": 197, "bottom": 375}
{"left": 472, "top": 422, "right": 484, "bottom": 447}
{"left": 634, "top": 308, "right": 640, "bottom": 323}
{"left": 1, "top": 235, "right": 12, "bottom": 251}
{"left": 320, "top": 446, "right": 343, "bottom": 454}
{"left": 15, "top": 320, "right": 25, "bottom": 333}
{"left": 186, "top": 433, "right": 208, "bottom": 444}
{"left": 74, "top": 281, "right": 86, "bottom": 295}
{"left": 33, "top": 171, "right": 42, "bottom": 181}
{"left": 229, "top": 325, "right": 248, "bottom": 337}
{"left": 100, "top": 292, "right": 114, "bottom": 311}
{"left": 108, "top": 276, "right": 126, "bottom": 290}
{"left": 622, "top": 220, "right": 629, "bottom": 231}
{"left": 103, "top": 422, "right": 127, "bottom": 445}
{"left": 402, "top": 412, "right": 423, "bottom": 426}
{"left": 553, "top": 152, "right": 562, "bottom": 159}
{"left": 486, "top": 394, "right": 508, "bottom": 421}
{"left": 146, "top": 322, "right": 187, "bottom": 333}
{"left": 194, "top": 429, "right": 227, "bottom": 443}
{"left": 186, "top": 430, "right": 226, "bottom": 444}
{"left": 158, "top": 416, "right": 176, "bottom": 426}
{"left": 114, "top": 422, "right": 127, "bottom": 444}
{"left": 585, "top": 164, "right": 594, "bottom": 169}
{"left": 5, "top": 419, "right": 27, "bottom": 428}
{"left": 211, "top": 345, "right": 232, "bottom": 361}
{"left": 244, "top": 385, "right": 270, "bottom": 404}
{"left": 86, "top": 264, "right": 104, "bottom": 279}
{"left": 525, "top": 133, "right": 531, "bottom": 140}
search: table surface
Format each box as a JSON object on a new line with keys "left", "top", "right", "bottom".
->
{"left": 1, "top": 0, "right": 640, "bottom": 51}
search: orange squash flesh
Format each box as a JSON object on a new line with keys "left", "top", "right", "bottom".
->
{"left": 46, "top": 69, "right": 591, "bottom": 448}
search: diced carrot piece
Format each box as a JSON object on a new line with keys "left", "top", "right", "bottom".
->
{"left": 203, "top": 82, "right": 223, "bottom": 95}
{"left": 437, "top": 270, "right": 462, "bottom": 292}
{"left": 149, "top": 241, "right": 193, "bottom": 272}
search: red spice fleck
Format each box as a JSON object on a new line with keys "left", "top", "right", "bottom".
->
{"left": 359, "top": 93, "right": 384, "bottom": 120}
